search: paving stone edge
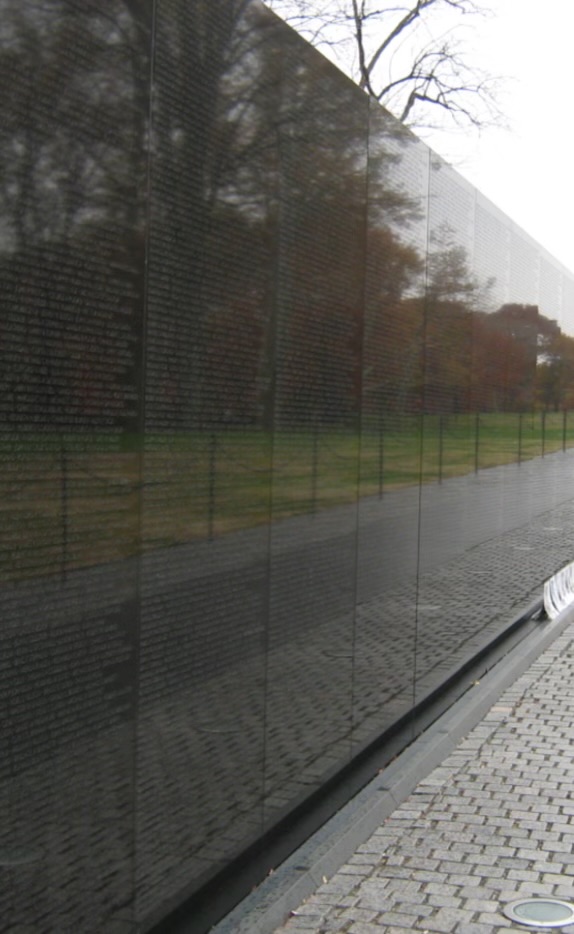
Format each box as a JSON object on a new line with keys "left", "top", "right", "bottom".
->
{"left": 210, "top": 602, "right": 574, "bottom": 934}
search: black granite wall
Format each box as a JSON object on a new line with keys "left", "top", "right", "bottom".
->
{"left": 3, "top": 1, "right": 574, "bottom": 931}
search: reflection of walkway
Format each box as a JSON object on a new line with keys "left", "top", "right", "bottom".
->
{"left": 3, "top": 451, "right": 574, "bottom": 931}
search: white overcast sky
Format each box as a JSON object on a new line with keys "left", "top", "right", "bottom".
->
{"left": 425, "top": 0, "right": 574, "bottom": 274}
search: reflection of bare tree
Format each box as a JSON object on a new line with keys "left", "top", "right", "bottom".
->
{"left": 0, "top": 0, "right": 150, "bottom": 251}
{"left": 0, "top": 0, "right": 450, "bottom": 432}
{"left": 0, "top": 0, "right": 154, "bottom": 436}
{"left": 0, "top": 0, "right": 262, "bottom": 432}
{"left": 144, "top": 2, "right": 409, "bottom": 430}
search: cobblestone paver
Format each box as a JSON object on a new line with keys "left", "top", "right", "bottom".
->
{"left": 274, "top": 620, "right": 574, "bottom": 933}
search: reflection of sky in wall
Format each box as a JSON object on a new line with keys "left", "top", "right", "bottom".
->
{"left": 425, "top": 0, "right": 574, "bottom": 279}
{"left": 429, "top": 160, "right": 474, "bottom": 241}
{"left": 473, "top": 188, "right": 572, "bottom": 333}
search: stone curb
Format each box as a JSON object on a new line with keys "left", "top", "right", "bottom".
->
{"left": 210, "top": 601, "right": 574, "bottom": 934}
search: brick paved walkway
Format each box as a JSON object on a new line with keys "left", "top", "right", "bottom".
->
{"left": 272, "top": 615, "right": 574, "bottom": 933}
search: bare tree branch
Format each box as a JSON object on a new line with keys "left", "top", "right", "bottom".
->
{"left": 264, "top": 0, "right": 503, "bottom": 132}
{"left": 361, "top": 0, "right": 436, "bottom": 87}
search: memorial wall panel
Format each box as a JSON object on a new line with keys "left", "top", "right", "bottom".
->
{"left": 264, "top": 25, "right": 367, "bottom": 823}
{"left": 415, "top": 157, "right": 479, "bottom": 701}
{"left": 563, "top": 275, "right": 574, "bottom": 335}
{"left": 509, "top": 227, "right": 540, "bottom": 306}
{"left": 0, "top": 0, "right": 147, "bottom": 929}
{"left": 539, "top": 256, "right": 562, "bottom": 324}
{"left": 354, "top": 104, "right": 429, "bottom": 750}
{"left": 474, "top": 195, "right": 511, "bottom": 313}
{"left": 492, "top": 226, "right": 541, "bottom": 546}
{"left": 137, "top": 0, "right": 276, "bottom": 920}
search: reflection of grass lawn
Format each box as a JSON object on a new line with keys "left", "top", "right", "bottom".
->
{"left": 361, "top": 412, "right": 568, "bottom": 488}
{"left": 1, "top": 412, "right": 572, "bottom": 579}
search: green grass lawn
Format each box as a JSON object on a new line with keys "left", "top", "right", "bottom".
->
{"left": 1, "top": 411, "right": 572, "bottom": 580}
